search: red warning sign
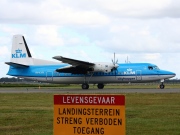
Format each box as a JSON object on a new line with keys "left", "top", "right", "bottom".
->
{"left": 54, "top": 95, "right": 125, "bottom": 135}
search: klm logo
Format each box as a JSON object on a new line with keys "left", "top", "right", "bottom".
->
{"left": 124, "top": 68, "right": 135, "bottom": 75}
{"left": 12, "top": 49, "right": 26, "bottom": 58}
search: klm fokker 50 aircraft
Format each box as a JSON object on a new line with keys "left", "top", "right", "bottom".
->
{"left": 6, "top": 35, "right": 175, "bottom": 89}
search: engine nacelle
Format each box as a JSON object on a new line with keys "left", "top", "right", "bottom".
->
{"left": 92, "top": 62, "right": 114, "bottom": 73}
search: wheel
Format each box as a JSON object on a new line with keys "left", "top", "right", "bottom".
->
{"left": 82, "top": 83, "right": 89, "bottom": 89}
{"left": 159, "top": 84, "right": 165, "bottom": 89}
{"left": 86, "top": 84, "right": 89, "bottom": 89}
{"left": 82, "top": 83, "right": 88, "bottom": 89}
{"left": 97, "top": 83, "right": 104, "bottom": 89}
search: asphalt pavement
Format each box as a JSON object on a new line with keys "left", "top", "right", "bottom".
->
{"left": 0, "top": 88, "right": 179, "bottom": 94}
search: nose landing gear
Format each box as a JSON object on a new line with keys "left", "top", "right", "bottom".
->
{"left": 159, "top": 83, "right": 165, "bottom": 89}
{"left": 159, "top": 79, "right": 165, "bottom": 89}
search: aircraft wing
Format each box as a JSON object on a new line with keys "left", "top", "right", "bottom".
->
{"left": 53, "top": 56, "right": 95, "bottom": 74}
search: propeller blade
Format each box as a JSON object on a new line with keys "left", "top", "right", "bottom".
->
{"left": 116, "top": 59, "right": 118, "bottom": 64}
{"left": 114, "top": 68, "right": 118, "bottom": 79}
{"left": 111, "top": 52, "right": 119, "bottom": 75}
{"left": 114, "top": 52, "right": 115, "bottom": 65}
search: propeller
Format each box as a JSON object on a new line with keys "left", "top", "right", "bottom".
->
{"left": 111, "top": 52, "right": 119, "bottom": 77}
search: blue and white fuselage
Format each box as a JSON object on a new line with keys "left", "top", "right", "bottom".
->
{"left": 6, "top": 35, "right": 176, "bottom": 89}
{"left": 7, "top": 63, "right": 175, "bottom": 84}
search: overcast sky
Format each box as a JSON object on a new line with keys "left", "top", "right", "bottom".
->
{"left": 0, "top": 0, "right": 179, "bottom": 79}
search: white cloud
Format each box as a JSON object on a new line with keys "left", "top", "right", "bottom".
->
{"left": 0, "top": 62, "right": 9, "bottom": 77}
{"left": 92, "top": 18, "right": 180, "bottom": 54}
{"left": 1, "top": 26, "right": 22, "bottom": 35}
{"left": 34, "top": 25, "right": 64, "bottom": 46}
{"left": 0, "top": 46, "right": 9, "bottom": 58}
{"left": 0, "top": 0, "right": 110, "bottom": 26}
{"left": 144, "top": 53, "right": 161, "bottom": 61}
{"left": 59, "top": 0, "right": 180, "bottom": 18}
{"left": 98, "top": 0, "right": 171, "bottom": 17}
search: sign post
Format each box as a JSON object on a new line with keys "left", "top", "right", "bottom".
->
{"left": 54, "top": 95, "right": 125, "bottom": 135}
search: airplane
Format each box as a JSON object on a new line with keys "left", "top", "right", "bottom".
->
{"left": 5, "top": 35, "right": 176, "bottom": 89}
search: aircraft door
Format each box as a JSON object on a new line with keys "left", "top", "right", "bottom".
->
{"left": 136, "top": 70, "right": 142, "bottom": 81}
{"left": 46, "top": 71, "right": 53, "bottom": 81}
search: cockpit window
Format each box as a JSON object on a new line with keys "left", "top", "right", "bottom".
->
{"left": 153, "top": 66, "right": 159, "bottom": 70}
{"left": 148, "top": 66, "right": 159, "bottom": 70}
{"left": 148, "top": 66, "right": 153, "bottom": 70}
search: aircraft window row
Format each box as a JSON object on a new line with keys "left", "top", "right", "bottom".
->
{"left": 63, "top": 73, "right": 119, "bottom": 76}
{"left": 93, "top": 72, "right": 119, "bottom": 75}
{"left": 56, "top": 72, "right": 121, "bottom": 76}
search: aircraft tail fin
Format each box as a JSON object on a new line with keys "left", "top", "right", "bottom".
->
{"left": 6, "top": 35, "right": 60, "bottom": 69}
{"left": 9, "top": 35, "right": 34, "bottom": 65}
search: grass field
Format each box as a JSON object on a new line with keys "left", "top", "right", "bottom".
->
{"left": 0, "top": 93, "right": 180, "bottom": 135}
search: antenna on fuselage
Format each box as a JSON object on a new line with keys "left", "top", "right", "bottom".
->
{"left": 125, "top": 56, "right": 131, "bottom": 63}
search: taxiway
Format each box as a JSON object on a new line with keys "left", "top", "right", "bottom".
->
{"left": 0, "top": 88, "right": 179, "bottom": 94}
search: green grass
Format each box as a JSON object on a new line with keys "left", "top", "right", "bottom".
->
{"left": 126, "top": 93, "right": 180, "bottom": 135}
{"left": 0, "top": 93, "right": 180, "bottom": 135}
{"left": 0, "top": 93, "right": 53, "bottom": 135}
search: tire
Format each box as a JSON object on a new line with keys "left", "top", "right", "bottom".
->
{"left": 97, "top": 83, "right": 104, "bottom": 89}
{"left": 82, "top": 83, "right": 89, "bottom": 89}
{"left": 160, "top": 84, "right": 165, "bottom": 89}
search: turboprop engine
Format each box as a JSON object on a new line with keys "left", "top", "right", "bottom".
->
{"left": 89, "top": 53, "right": 119, "bottom": 73}
{"left": 90, "top": 62, "right": 118, "bottom": 73}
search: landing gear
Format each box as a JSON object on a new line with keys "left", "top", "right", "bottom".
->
{"left": 159, "top": 83, "right": 165, "bottom": 89}
{"left": 82, "top": 83, "right": 89, "bottom": 89}
{"left": 81, "top": 73, "right": 94, "bottom": 90}
{"left": 97, "top": 83, "right": 104, "bottom": 89}
{"left": 159, "top": 79, "right": 165, "bottom": 89}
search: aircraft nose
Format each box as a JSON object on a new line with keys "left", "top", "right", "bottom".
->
{"left": 164, "top": 71, "right": 176, "bottom": 78}
{"left": 170, "top": 72, "right": 176, "bottom": 78}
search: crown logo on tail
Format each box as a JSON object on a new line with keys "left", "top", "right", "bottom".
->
{"left": 15, "top": 49, "right": 22, "bottom": 53}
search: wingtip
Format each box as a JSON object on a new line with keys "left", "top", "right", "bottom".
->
{"left": 52, "top": 56, "right": 63, "bottom": 60}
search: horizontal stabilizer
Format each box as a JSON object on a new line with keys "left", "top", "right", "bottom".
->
{"left": 5, "top": 62, "right": 29, "bottom": 68}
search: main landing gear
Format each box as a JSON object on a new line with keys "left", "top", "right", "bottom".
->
{"left": 81, "top": 83, "right": 105, "bottom": 90}
{"left": 97, "top": 83, "right": 104, "bottom": 89}
{"left": 82, "top": 74, "right": 90, "bottom": 90}
{"left": 82, "top": 83, "right": 89, "bottom": 89}
{"left": 81, "top": 74, "right": 105, "bottom": 90}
